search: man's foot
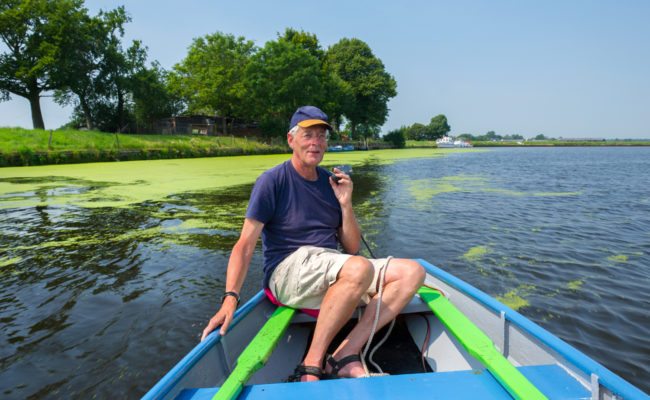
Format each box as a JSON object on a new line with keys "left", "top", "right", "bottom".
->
{"left": 325, "top": 354, "right": 367, "bottom": 379}
{"left": 288, "top": 364, "right": 324, "bottom": 382}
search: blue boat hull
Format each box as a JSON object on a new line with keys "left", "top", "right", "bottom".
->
{"left": 141, "top": 260, "right": 649, "bottom": 400}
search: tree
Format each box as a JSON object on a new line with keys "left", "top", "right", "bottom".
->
{"left": 428, "top": 114, "right": 450, "bottom": 140}
{"left": 104, "top": 39, "right": 148, "bottom": 132}
{"left": 64, "top": 38, "right": 147, "bottom": 133}
{"left": 458, "top": 133, "right": 476, "bottom": 140}
{"left": 278, "top": 28, "right": 352, "bottom": 132}
{"left": 345, "top": 121, "right": 380, "bottom": 140}
{"left": 534, "top": 133, "right": 548, "bottom": 140}
{"left": 0, "top": 0, "right": 87, "bottom": 129}
{"left": 169, "top": 32, "right": 255, "bottom": 134}
{"left": 131, "top": 62, "right": 183, "bottom": 132}
{"left": 405, "top": 123, "right": 429, "bottom": 140}
{"left": 485, "top": 131, "right": 499, "bottom": 140}
{"left": 53, "top": 6, "right": 131, "bottom": 130}
{"left": 277, "top": 28, "right": 324, "bottom": 61}
{"left": 383, "top": 128, "right": 406, "bottom": 148}
{"left": 326, "top": 38, "right": 397, "bottom": 138}
{"left": 244, "top": 39, "right": 324, "bottom": 136}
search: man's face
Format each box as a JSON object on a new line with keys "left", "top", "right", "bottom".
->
{"left": 288, "top": 125, "right": 328, "bottom": 168}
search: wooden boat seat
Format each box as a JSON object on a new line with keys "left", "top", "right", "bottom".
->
{"left": 174, "top": 364, "right": 590, "bottom": 400}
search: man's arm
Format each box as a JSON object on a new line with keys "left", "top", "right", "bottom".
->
{"left": 200, "top": 217, "right": 264, "bottom": 341}
{"left": 331, "top": 168, "right": 361, "bottom": 254}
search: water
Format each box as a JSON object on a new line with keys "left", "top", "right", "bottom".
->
{"left": 1, "top": 147, "right": 648, "bottom": 398}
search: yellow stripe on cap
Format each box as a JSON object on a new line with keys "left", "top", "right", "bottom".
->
{"left": 297, "top": 119, "right": 332, "bottom": 129}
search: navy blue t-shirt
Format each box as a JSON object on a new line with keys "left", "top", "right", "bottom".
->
{"left": 246, "top": 160, "right": 342, "bottom": 288}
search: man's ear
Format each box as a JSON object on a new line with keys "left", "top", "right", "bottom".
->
{"left": 287, "top": 132, "right": 294, "bottom": 149}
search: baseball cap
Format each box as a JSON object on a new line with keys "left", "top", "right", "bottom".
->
{"left": 289, "top": 106, "right": 332, "bottom": 131}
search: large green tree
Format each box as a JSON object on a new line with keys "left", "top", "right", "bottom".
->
{"left": 326, "top": 38, "right": 397, "bottom": 138}
{"left": 53, "top": 6, "right": 131, "bottom": 130}
{"left": 169, "top": 32, "right": 255, "bottom": 134}
{"left": 63, "top": 38, "right": 147, "bottom": 133}
{"left": 428, "top": 114, "right": 450, "bottom": 140}
{"left": 278, "top": 28, "right": 351, "bottom": 132}
{"left": 244, "top": 39, "right": 324, "bottom": 136}
{"left": 0, "top": 0, "right": 87, "bottom": 129}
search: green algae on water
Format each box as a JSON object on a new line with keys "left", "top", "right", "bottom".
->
{"left": 607, "top": 254, "right": 628, "bottom": 263}
{"left": 0, "top": 149, "right": 449, "bottom": 210}
{"left": 566, "top": 280, "right": 583, "bottom": 290}
{"left": 462, "top": 245, "right": 493, "bottom": 262}
{"left": 496, "top": 284, "right": 535, "bottom": 311}
{"left": 0, "top": 256, "right": 22, "bottom": 267}
{"left": 405, "top": 172, "right": 581, "bottom": 207}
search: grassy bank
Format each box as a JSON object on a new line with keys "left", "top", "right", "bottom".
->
{"left": 0, "top": 127, "right": 290, "bottom": 167}
{"left": 406, "top": 140, "right": 438, "bottom": 148}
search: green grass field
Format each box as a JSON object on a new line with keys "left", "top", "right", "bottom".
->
{"left": 0, "top": 127, "right": 285, "bottom": 153}
{"left": 0, "top": 127, "right": 289, "bottom": 166}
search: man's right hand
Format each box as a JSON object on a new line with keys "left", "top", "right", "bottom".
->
{"left": 200, "top": 296, "right": 239, "bottom": 341}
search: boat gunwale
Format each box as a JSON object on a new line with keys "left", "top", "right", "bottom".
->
{"left": 416, "top": 259, "right": 648, "bottom": 400}
{"left": 140, "top": 291, "right": 267, "bottom": 400}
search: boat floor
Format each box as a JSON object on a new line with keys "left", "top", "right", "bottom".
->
{"left": 174, "top": 318, "right": 591, "bottom": 399}
{"left": 176, "top": 364, "right": 590, "bottom": 400}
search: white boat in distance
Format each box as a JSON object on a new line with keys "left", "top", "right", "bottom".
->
{"left": 436, "top": 136, "right": 473, "bottom": 148}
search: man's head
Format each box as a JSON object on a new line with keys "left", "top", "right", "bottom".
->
{"left": 288, "top": 106, "right": 331, "bottom": 171}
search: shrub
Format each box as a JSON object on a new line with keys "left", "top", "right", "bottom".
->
{"left": 383, "top": 129, "right": 406, "bottom": 148}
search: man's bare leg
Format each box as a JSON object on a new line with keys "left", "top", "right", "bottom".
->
{"left": 325, "top": 258, "right": 425, "bottom": 378}
{"left": 298, "top": 256, "right": 374, "bottom": 381}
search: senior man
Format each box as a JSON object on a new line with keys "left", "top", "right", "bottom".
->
{"left": 201, "top": 106, "right": 425, "bottom": 382}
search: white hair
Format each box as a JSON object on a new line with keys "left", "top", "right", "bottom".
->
{"left": 289, "top": 125, "right": 300, "bottom": 136}
{"left": 288, "top": 124, "right": 330, "bottom": 139}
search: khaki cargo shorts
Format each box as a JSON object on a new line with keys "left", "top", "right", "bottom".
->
{"left": 268, "top": 245, "right": 389, "bottom": 310}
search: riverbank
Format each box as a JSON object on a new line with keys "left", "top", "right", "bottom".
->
{"left": 4, "top": 127, "right": 649, "bottom": 167}
{"left": 0, "top": 127, "right": 402, "bottom": 167}
{"left": 0, "top": 127, "right": 292, "bottom": 167}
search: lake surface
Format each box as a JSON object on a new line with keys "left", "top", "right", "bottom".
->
{"left": 1, "top": 147, "right": 648, "bottom": 398}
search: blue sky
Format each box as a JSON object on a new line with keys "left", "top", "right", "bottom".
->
{"left": 2, "top": 0, "right": 649, "bottom": 139}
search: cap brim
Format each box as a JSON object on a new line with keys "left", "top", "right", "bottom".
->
{"left": 297, "top": 119, "right": 332, "bottom": 130}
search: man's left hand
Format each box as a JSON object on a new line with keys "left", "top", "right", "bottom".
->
{"left": 330, "top": 167, "right": 353, "bottom": 206}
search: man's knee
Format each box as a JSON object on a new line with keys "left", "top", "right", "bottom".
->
{"left": 393, "top": 259, "right": 426, "bottom": 290}
{"left": 338, "top": 256, "right": 374, "bottom": 288}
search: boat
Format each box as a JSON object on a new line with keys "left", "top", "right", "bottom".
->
{"left": 453, "top": 140, "right": 473, "bottom": 148}
{"left": 436, "top": 136, "right": 455, "bottom": 148}
{"left": 436, "top": 136, "right": 473, "bottom": 148}
{"left": 141, "top": 259, "right": 649, "bottom": 400}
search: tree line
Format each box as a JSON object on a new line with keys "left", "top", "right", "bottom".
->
{"left": 457, "top": 132, "right": 557, "bottom": 141}
{"left": 381, "top": 114, "right": 451, "bottom": 148}
{"left": 0, "top": 0, "right": 397, "bottom": 137}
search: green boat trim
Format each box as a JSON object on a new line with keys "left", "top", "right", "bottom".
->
{"left": 212, "top": 306, "right": 296, "bottom": 400}
{"left": 417, "top": 286, "right": 548, "bottom": 400}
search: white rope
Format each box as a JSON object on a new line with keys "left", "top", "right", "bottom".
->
{"left": 360, "top": 256, "right": 394, "bottom": 376}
